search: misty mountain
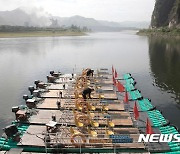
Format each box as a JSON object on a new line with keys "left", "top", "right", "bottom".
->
{"left": 0, "top": 8, "right": 150, "bottom": 31}
{"left": 0, "top": 8, "right": 50, "bottom": 27}
{"left": 50, "top": 15, "right": 150, "bottom": 31}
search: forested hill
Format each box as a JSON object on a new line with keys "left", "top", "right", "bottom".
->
{"left": 151, "top": 0, "right": 180, "bottom": 28}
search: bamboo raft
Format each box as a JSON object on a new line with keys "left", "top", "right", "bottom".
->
{"left": 0, "top": 68, "right": 180, "bottom": 153}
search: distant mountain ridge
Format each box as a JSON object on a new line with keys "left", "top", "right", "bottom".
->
{"left": 0, "top": 8, "right": 150, "bottom": 31}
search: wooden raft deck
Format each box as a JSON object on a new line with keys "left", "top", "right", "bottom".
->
{"left": 47, "top": 83, "right": 114, "bottom": 91}
{"left": 28, "top": 110, "right": 133, "bottom": 126}
{"left": 37, "top": 98, "right": 125, "bottom": 111}
{"left": 19, "top": 125, "right": 144, "bottom": 150}
{"left": 12, "top": 69, "right": 150, "bottom": 153}
{"left": 40, "top": 90, "right": 118, "bottom": 99}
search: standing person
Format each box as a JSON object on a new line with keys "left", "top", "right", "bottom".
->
{"left": 86, "top": 69, "right": 94, "bottom": 77}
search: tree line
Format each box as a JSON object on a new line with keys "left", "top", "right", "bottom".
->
{"left": 0, "top": 25, "right": 91, "bottom": 32}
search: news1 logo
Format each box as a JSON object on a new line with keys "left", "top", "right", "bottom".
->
{"left": 138, "top": 134, "right": 180, "bottom": 143}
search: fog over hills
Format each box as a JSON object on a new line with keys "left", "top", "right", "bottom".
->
{"left": 0, "top": 8, "right": 150, "bottom": 31}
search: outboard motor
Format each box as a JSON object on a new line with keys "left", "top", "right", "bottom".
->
{"left": 12, "top": 106, "right": 19, "bottom": 113}
{"left": 38, "top": 82, "right": 46, "bottom": 89}
{"left": 28, "top": 86, "right": 35, "bottom": 95}
{"left": 47, "top": 75, "right": 56, "bottom": 83}
{"left": 33, "top": 90, "right": 40, "bottom": 97}
{"left": 23, "top": 95, "right": 29, "bottom": 101}
{"left": 26, "top": 99, "right": 37, "bottom": 109}
{"left": 34, "top": 80, "right": 40, "bottom": 89}
{"left": 3, "top": 124, "right": 20, "bottom": 142}
{"left": 3, "top": 124, "right": 18, "bottom": 138}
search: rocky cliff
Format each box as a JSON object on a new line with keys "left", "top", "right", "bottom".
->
{"left": 151, "top": 0, "right": 180, "bottom": 28}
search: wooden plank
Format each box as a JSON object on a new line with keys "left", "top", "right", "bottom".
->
{"left": 107, "top": 104, "right": 124, "bottom": 111}
{"left": 113, "top": 128, "right": 139, "bottom": 134}
{"left": 40, "top": 90, "right": 65, "bottom": 98}
{"left": 29, "top": 110, "right": 68, "bottom": 124}
{"left": 19, "top": 125, "right": 46, "bottom": 147}
{"left": 47, "top": 84, "right": 65, "bottom": 90}
{"left": 37, "top": 98, "right": 65, "bottom": 109}
{"left": 97, "top": 80, "right": 113, "bottom": 85}
{"left": 112, "top": 119, "right": 133, "bottom": 126}
{"left": 100, "top": 86, "right": 114, "bottom": 91}
{"left": 92, "top": 93, "right": 117, "bottom": 100}
{"left": 40, "top": 90, "right": 118, "bottom": 100}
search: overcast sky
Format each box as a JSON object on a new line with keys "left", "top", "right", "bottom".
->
{"left": 0, "top": 0, "right": 155, "bottom": 22}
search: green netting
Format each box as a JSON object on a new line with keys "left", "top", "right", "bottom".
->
{"left": 152, "top": 126, "right": 180, "bottom": 153}
{"left": 147, "top": 110, "right": 168, "bottom": 127}
{"left": 156, "top": 151, "right": 180, "bottom": 154}
{"left": 124, "top": 83, "right": 135, "bottom": 92}
{"left": 125, "top": 78, "right": 135, "bottom": 85}
{"left": 158, "top": 126, "right": 180, "bottom": 153}
{"left": 138, "top": 98, "right": 154, "bottom": 111}
{"left": 129, "top": 90, "right": 142, "bottom": 100}
{"left": 123, "top": 73, "right": 132, "bottom": 80}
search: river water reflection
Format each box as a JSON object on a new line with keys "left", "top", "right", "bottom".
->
{"left": 0, "top": 31, "right": 179, "bottom": 134}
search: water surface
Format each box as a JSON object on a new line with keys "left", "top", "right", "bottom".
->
{"left": 0, "top": 31, "right": 179, "bottom": 134}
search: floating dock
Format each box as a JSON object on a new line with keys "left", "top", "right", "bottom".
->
{"left": 0, "top": 68, "right": 180, "bottom": 153}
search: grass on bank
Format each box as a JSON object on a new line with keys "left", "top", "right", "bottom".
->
{"left": 137, "top": 27, "right": 180, "bottom": 38}
{"left": 0, "top": 30, "right": 86, "bottom": 38}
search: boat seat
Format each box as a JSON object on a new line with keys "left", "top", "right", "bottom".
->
{"left": 75, "top": 102, "right": 83, "bottom": 111}
{"left": 107, "top": 120, "right": 115, "bottom": 128}
{"left": 87, "top": 110, "right": 95, "bottom": 118}
{"left": 90, "top": 120, "right": 99, "bottom": 127}
{"left": 88, "top": 102, "right": 96, "bottom": 111}
{"left": 88, "top": 127, "right": 97, "bottom": 137}
{"left": 102, "top": 105, "right": 109, "bottom": 111}
{"left": 75, "top": 119, "right": 84, "bottom": 128}
{"left": 99, "top": 94, "right": 105, "bottom": 99}
{"left": 105, "top": 127, "right": 114, "bottom": 136}
{"left": 70, "top": 126, "right": 80, "bottom": 135}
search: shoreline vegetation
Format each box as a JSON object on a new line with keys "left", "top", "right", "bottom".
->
{"left": 0, "top": 25, "right": 88, "bottom": 38}
{"left": 0, "top": 31, "right": 86, "bottom": 38}
{"left": 137, "top": 27, "right": 180, "bottom": 38}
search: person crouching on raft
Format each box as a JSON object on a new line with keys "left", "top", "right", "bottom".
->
{"left": 82, "top": 87, "right": 94, "bottom": 100}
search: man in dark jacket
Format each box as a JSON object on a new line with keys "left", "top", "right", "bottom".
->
{"left": 82, "top": 87, "right": 94, "bottom": 100}
{"left": 86, "top": 69, "right": 94, "bottom": 77}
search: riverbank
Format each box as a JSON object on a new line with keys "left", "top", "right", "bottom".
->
{"left": 137, "top": 28, "right": 180, "bottom": 38}
{"left": 0, "top": 31, "right": 86, "bottom": 38}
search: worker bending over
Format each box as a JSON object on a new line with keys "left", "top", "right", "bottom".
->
{"left": 82, "top": 87, "right": 94, "bottom": 100}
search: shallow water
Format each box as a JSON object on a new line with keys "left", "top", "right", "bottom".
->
{"left": 0, "top": 31, "right": 179, "bottom": 134}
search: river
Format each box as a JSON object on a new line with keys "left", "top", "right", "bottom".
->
{"left": 0, "top": 31, "right": 179, "bottom": 135}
